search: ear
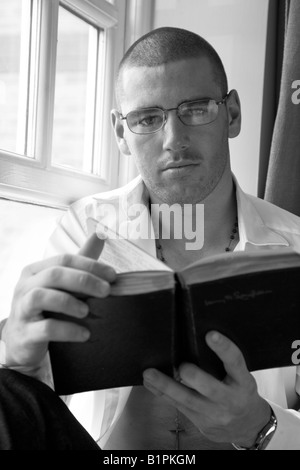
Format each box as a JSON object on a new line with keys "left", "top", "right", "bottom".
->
{"left": 111, "top": 109, "right": 131, "bottom": 156}
{"left": 226, "top": 90, "right": 241, "bottom": 139}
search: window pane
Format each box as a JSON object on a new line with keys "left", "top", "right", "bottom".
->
{"left": 52, "top": 7, "right": 97, "bottom": 173}
{"left": 0, "top": 0, "right": 31, "bottom": 155}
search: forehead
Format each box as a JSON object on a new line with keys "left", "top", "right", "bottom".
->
{"left": 119, "top": 57, "right": 220, "bottom": 112}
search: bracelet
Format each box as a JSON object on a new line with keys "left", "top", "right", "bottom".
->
{"left": 232, "top": 407, "right": 277, "bottom": 450}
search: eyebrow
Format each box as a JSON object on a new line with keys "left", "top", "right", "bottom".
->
{"left": 178, "top": 96, "right": 213, "bottom": 106}
{"left": 131, "top": 97, "right": 213, "bottom": 112}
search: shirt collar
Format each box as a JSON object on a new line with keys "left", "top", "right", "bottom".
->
{"left": 90, "top": 175, "right": 156, "bottom": 257}
{"left": 90, "top": 173, "right": 289, "bottom": 254}
{"left": 234, "top": 175, "right": 290, "bottom": 250}
{"left": 130, "top": 174, "right": 290, "bottom": 251}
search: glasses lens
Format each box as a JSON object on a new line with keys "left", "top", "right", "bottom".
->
{"left": 179, "top": 100, "right": 218, "bottom": 126}
{"left": 126, "top": 108, "right": 164, "bottom": 134}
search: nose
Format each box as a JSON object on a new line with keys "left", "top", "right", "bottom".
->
{"left": 162, "top": 111, "right": 190, "bottom": 152}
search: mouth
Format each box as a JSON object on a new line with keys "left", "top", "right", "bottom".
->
{"left": 163, "top": 161, "right": 199, "bottom": 171}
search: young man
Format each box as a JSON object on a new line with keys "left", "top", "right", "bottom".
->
{"left": 1, "top": 27, "right": 300, "bottom": 450}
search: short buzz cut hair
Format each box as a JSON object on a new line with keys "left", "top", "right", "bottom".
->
{"left": 116, "top": 27, "right": 228, "bottom": 107}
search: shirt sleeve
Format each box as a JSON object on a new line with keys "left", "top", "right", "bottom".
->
{"left": 266, "top": 401, "right": 300, "bottom": 450}
{"left": 0, "top": 330, "right": 54, "bottom": 390}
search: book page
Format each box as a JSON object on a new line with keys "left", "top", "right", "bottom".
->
{"left": 110, "top": 271, "right": 175, "bottom": 295}
{"left": 180, "top": 247, "right": 300, "bottom": 285}
{"left": 87, "top": 217, "right": 172, "bottom": 273}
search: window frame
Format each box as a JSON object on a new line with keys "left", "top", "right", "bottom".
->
{"left": 0, "top": 0, "right": 126, "bottom": 209}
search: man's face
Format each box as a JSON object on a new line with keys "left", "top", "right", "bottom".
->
{"left": 113, "top": 57, "right": 239, "bottom": 204}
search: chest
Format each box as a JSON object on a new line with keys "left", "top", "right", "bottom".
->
{"left": 104, "top": 386, "right": 234, "bottom": 450}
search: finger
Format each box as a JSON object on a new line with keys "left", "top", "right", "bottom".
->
{"left": 22, "top": 288, "right": 89, "bottom": 320}
{"left": 29, "top": 318, "right": 90, "bottom": 343}
{"left": 78, "top": 233, "right": 105, "bottom": 259}
{"left": 25, "top": 266, "right": 111, "bottom": 298}
{"left": 143, "top": 368, "right": 201, "bottom": 411}
{"left": 21, "top": 253, "right": 116, "bottom": 283}
{"left": 205, "top": 331, "right": 250, "bottom": 384}
{"left": 143, "top": 379, "right": 203, "bottom": 426}
{"left": 178, "top": 363, "right": 226, "bottom": 401}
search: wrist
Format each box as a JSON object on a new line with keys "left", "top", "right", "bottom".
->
{"left": 0, "top": 319, "right": 16, "bottom": 367}
{"left": 232, "top": 407, "right": 277, "bottom": 450}
{"left": 0, "top": 319, "right": 27, "bottom": 368}
{"left": 0, "top": 318, "right": 6, "bottom": 340}
{"left": 0, "top": 319, "right": 8, "bottom": 367}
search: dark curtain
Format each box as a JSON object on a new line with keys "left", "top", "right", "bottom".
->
{"left": 261, "top": 0, "right": 300, "bottom": 216}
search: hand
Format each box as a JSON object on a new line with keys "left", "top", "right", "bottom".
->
{"left": 143, "top": 331, "right": 271, "bottom": 446}
{"left": 2, "top": 234, "right": 116, "bottom": 369}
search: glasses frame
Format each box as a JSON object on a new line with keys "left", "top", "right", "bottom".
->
{"left": 117, "top": 94, "right": 229, "bottom": 135}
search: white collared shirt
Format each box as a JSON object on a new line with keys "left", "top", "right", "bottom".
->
{"left": 2, "top": 174, "right": 300, "bottom": 449}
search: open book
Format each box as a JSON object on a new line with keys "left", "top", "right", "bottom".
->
{"left": 45, "top": 225, "right": 300, "bottom": 395}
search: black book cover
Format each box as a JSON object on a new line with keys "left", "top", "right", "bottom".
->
{"left": 179, "top": 266, "right": 300, "bottom": 379}
{"left": 45, "top": 288, "right": 175, "bottom": 395}
{"left": 45, "top": 254, "right": 300, "bottom": 395}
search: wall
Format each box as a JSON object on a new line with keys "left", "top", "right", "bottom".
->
{"left": 154, "top": 0, "right": 270, "bottom": 196}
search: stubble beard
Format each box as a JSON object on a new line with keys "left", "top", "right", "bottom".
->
{"left": 147, "top": 154, "right": 229, "bottom": 206}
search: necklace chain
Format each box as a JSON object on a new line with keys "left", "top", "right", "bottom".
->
{"left": 225, "top": 217, "right": 239, "bottom": 252}
{"left": 156, "top": 216, "right": 239, "bottom": 263}
{"left": 156, "top": 216, "right": 239, "bottom": 450}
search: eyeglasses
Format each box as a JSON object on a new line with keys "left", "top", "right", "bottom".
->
{"left": 117, "top": 96, "right": 228, "bottom": 135}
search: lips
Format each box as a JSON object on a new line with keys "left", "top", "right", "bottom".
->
{"left": 163, "top": 161, "right": 199, "bottom": 170}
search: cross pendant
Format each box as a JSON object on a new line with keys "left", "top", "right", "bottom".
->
{"left": 169, "top": 424, "right": 185, "bottom": 450}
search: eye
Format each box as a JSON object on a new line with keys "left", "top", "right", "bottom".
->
{"left": 136, "top": 112, "right": 162, "bottom": 127}
{"left": 184, "top": 103, "right": 209, "bottom": 116}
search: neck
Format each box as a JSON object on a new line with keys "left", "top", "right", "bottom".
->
{"left": 150, "top": 171, "right": 237, "bottom": 242}
{"left": 201, "top": 172, "right": 237, "bottom": 252}
{"left": 150, "top": 172, "right": 238, "bottom": 269}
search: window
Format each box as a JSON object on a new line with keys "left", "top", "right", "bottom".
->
{"left": 0, "top": 0, "right": 23, "bottom": 154}
{"left": 0, "top": 0, "right": 37, "bottom": 157}
{"left": 0, "top": 0, "right": 154, "bottom": 331}
{"left": 0, "top": 0, "right": 126, "bottom": 207}
{"left": 52, "top": 6, "right": 104, "bottom": 173}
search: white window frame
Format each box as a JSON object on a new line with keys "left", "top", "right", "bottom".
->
{"left": 117, "top": 0, "right": 155, "bottom": 187}
{"left": 0, "top": 0, "right": 126, "bottom": 208}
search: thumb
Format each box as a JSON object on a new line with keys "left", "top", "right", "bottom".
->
{"left": 78, "top": 233, "right": 105, "bottom": 259}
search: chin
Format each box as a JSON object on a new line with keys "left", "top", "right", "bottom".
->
{"left": 147, "top": 170, "right": 222, "bottom": 204}
{"left": 158, "top": 187, "right": 205, "bottom": 205}
{"left": 162, "top": 179, "right": 224, "bottom": 204}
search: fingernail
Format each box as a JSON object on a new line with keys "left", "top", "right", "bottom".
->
{"left": 210, "top": 332, "right": 221, "bottom": 343}
{"left": 105, "top": 267, "right": 117, "bottom": 282}
{"left": 82, "top": 329, "right": 90, "bottom": 340}
{"left": 79, "top": 303, "right": 89, "bottom": 316}
{"left": 96, "top": 280, "right": 110, "bottom": 296}
{"left": 143, "top": 369, "right": 157, "bottom": 382}
{"left": 97, "top": 231, "right": 108, "bottom": 240}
